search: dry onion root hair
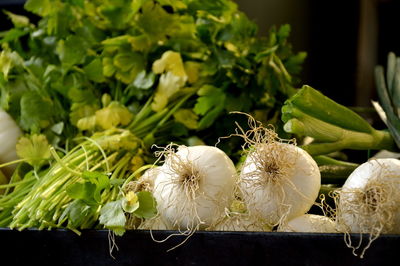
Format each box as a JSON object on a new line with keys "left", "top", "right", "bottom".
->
{"left": 335, "top": 168, "right": 400, "bottom": 258}
{"left": 150, "top": 143, "right": 238, "bottom": 249}
{"left": 223, "top": 112, "right": 320, "bottom": 228}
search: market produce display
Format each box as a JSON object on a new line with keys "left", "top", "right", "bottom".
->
{"left": 0, "top": 0, "right": 304, "bottom": 231}
{"left": 1, "top": 0, "right": 399, "bottom": 260}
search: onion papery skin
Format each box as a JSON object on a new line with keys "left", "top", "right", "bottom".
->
{"left": 239, "top": 142, "right": 321, "bottom": 225}
{"left": 0, "top": 109, "right": 22, "bottom": 178}
{"left": 153, "top": 145, "right": 238, "bottom": 230}
{"left": 338, "top": 158, "right": 400, "bottom": 234}
{"left": 278, "top": 214, "right": 336, "bottom": 233}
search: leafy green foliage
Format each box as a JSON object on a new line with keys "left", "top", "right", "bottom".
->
{"left": 0, "top": 0, "right": 306, "bottom": 233}
{"left": 62, "top": 200, "right": 97, "bottom": 228}
{"left": 100, "top": 191, "right": 157, "bottom": 235}
{"left": 1, "top": 0, "right": 304, "bottom": 151}
{"left": 99, "top": 200, "right": 126, "bottom": 236}
{"left": 16, "top": 134, "right": 51, "bottom": 169}
{"left": 66, "top": 170, "right": 110, "bottom": 204}
{"left": 134, "top": 191, "right": 157, "bottom": 219}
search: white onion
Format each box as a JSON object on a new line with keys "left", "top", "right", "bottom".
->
{"left": 278, "top": 214, "right": 336, "bottom": 233}
{"left": 126, "top": 167, "right": 160, "bottom": 193}
{"left": 0, "top": 109, "right": 21, "bottom": 178}
{"left": 239, "top": 142, "right": 321, "bottom": 226}
{"left": 153, "top": 145, "right": 238, "bottom": 231}
{"left": 138, "top": 215, "right": 172, "bottom": 230}
{"left": 212, "top": 213, "right": 271, "bottom": 232}
{"left": 337, "top": 158, "right": 400, "bottom": 234}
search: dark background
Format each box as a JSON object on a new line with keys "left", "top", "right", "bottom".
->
{"left": 236, "top": 0, "right": 400, "bottom": 108}
{"left": 1, "top": 0, "right": 400, "bottom": 107}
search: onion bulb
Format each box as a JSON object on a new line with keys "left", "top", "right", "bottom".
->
{"left": 125, "top": 167, "right": 160, "bottom": 230}
{"left": 278, "top": 214, "right": 336, "bottom": 233}
{"left": 153, "top": 145, "right": 238, "bottom": 231}
{"left": 138, "top": 215, "right": 172, "bottom": 230}
{"left": 212, "top": 212, "right": 271, "bottom": 232}
{"left": 125, "top": 167, "right": 159, "bottom": 194}
{"left": 0, "top": 109, "right": 21, "bottom": 178}
{"left": 337, "top": 158, "right": 400, "bottom": 234}
{"left": 239, "top": 141, "right": 321, "bottom": 226}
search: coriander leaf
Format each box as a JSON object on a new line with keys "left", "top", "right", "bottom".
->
{"left": 99, "top": 200, "right": 126, "bottom": 236}
{"left": 82, "top": 170, "right": 110, "bottom": 203}
{"left": 128, "top": 34, "right": 152, "bottom": 52}
{"left": 197, "top": 105, "right": 224, "bottom": 130}
{"left": 65, "top": 0, "right": 84, "bottom": 8}
{"left": 3, "top": 11, "right": 31, "bottom": 28}
{"left": 110, "top": 179, "right": 125, "bottom": 186}
{"left": 133, "top": 191, "right": 157, "bottom": 219}
{"left": 95, "top": 101, "right": 133, "bottom": 129}
{"left": 277, "top": 24, "right": 291, "bottom": 44}
{"left": 187, "top": 0, "right": 237, "bottom": 18}
{"left": 66, "top": 182, "right": 97, "bottom": 205}
{"left": 173, "top": 109, "right": 198, "bottom": 129}
{"left": 98, "top": 0, "right": 138, "bottom": 30}
{"left": 136, "top": 1, "right": 179, "bottom": 44}
{"left": 50, "top": 122, "right": 64, "bottom": 135}
{"left": 184, "top": 61, "right": 201, "bottom": 84}
{"left": 61, "top": 199, "right": 96, "bottom": 228}
{"left": 0, "top": 28, "right": 30, "bottom": 45}
{"left": 151, "top": 72, "right": 186, "bottom": 112}
{"left": 68, "top": 86, "right": 98, "bottom": 104}
{"left": 152, "top": 51, "right": 187, "bottom": 77}
{"left": 0, "top": 50, "right": 23, "bottom": 80}
{"left": 24, "top": 0, "right": 53, "bottom": 16}
{"left": 194, "top": 85, "right": 226, "bottom": 115}
{"left": 20, "top": 91, "right": 53, "bottom": 132}
{"left": 132, "top": 70, "right": 155, "bottom": 89}
{"left": 111, "top": 50, "right": 145, "bottom": 84}
{"left": 0, "top": 51, "right": 13, "bottom": 80}
{"left": 56, "top": 36, "right": 88, "bottom": 66}
{"left": 102, "top": 58, "right": 116, "bottom": 77}
{"left": 151, "top": 51, "right": 188, "bottom": 111}
{"left": 83, "top": 58, "right": 105, "bottom": 83}
{"left": 113, "top": 51, "right": 144, "bottom": 73}
{"left": 16, "top": 134, "right": 51, "bottom": 168}
{"left": 101, "top": 35, "right": 132, "bottom": 46}
{"left": 214, "top": 48, "right": 235, "bottom": 68}
{"left": 92, "top": 128, "right": 139, "bottom": 151}
{"left": 71, "top": 105, "right": 97, "bottom": 130}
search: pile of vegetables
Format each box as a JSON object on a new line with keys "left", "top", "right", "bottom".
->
{"left": 1, "top": 0, "right": 400, "bottom": 260}
{"left": 0, "top": 0, "right": 304, "bottom": 233}
{"left": 278, "top": 51, "right": 400, "bottom": 257}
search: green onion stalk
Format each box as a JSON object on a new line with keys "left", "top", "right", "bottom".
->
{"left": 315, "top": 156, "right": 358, "bottom": 185}
{"left": 4, "top": 95, "right": 190, "bottom": 232}
{"left": 374, "top": 52, "right": 400, "bottom": 149}
{"left": 282, "top": 85, "right": 395, "bottom": 156}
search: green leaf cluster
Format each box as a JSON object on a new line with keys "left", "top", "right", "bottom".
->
{"left": 99, "top": 191, "right": 157, "bottom": 235}
{"left": 15, "top": 134, "right": 51, "bottom": 169}
{"left": 1, "top": 0, "right": 305, "bottom": 152}
{"left": 0, "top": 0, "right": 306, "bottom": 233}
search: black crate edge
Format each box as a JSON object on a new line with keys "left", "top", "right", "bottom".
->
{"left": 0, "top": 228, "right": 398, "bottom": 266}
